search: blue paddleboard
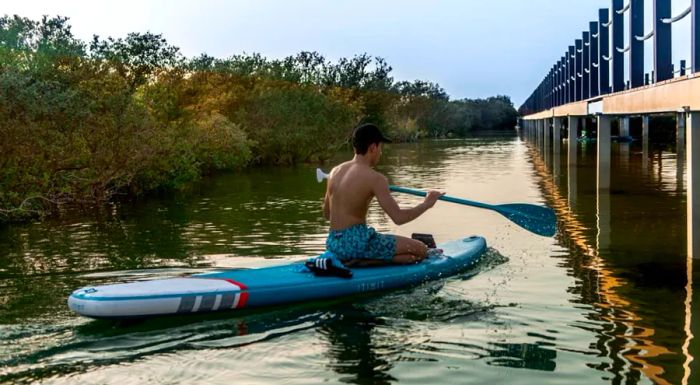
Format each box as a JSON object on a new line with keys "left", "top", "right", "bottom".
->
{"left": 68, "top": 236, "right": 487, "bottom": 319}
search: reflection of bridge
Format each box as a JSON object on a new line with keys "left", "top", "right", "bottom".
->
{"left": 518, "top": 1, "right": 699, "bottom": 383}
{"left": 527, "top": 144, "right": 679, "bottom": 385}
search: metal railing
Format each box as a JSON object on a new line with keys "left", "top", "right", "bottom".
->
{"left": 519, "top": 0, "right": 700, "bottom": 116}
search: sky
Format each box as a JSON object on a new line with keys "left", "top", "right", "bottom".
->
{"left": 3, "top": 0, "right": 694, "bottom": 106}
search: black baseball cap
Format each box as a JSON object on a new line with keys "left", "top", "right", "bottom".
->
{"left": 352, "top": 123, "right": 392, "bottom": 154}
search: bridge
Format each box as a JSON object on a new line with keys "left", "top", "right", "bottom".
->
{"left": 519, "top": 0, "right": 700, "bottom": 260}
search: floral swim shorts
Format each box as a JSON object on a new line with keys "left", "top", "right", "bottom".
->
{"left": 326, "top": 224, "right": 396, "bottom": 262}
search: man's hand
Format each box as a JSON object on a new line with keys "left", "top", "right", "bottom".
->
{"left": 423, "top": 190, "right": 445, "bottom": 209}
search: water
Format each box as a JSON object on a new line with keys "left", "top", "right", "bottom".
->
{"left": 0, "top": 134, "right": 696, "bottom": 384}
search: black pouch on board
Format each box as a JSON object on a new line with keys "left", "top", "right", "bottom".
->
{"left": 411, "top": 233, "right": 436, "bottom": 248}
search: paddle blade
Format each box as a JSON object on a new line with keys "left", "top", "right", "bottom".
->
{"left": 316, "top": 168, "right": 328, "bottom": 183}
{"left": 495, "top": 204, "right": 557, "bottom": 237}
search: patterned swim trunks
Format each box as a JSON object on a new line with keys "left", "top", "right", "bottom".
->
{"left": 326, "top": 224, "right": 396, "bottom": 262}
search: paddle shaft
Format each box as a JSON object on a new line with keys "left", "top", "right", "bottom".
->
{"left": 389, "top": 186, "right": 494, "bottom": 211}
{"left": 316, "top": 168, "right": 555, "bottom": 237}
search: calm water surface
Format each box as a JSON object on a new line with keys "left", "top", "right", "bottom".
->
{"left": 1, "top": 134, "right": 697, "bottom": 384}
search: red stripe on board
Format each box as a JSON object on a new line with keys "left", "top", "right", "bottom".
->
{"left": 237, "top": 292, "right": 249, "bottom": 308}
{"left": 223, "top": 279, "right": 248, "bottom": 290}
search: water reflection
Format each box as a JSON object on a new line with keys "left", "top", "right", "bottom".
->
{"left": 524, "top": 131, "right": 695, "bottom": 385}
{"left": 321, "top": 308, "right": 397, "bottom": 385}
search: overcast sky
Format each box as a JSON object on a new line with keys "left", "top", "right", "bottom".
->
{"left": 3, "top": 0, "right": 694, "bottom": 106}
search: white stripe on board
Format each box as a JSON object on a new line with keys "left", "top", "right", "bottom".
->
{"left": 212, "top": 294, "right": 222, "bottom": 311}
{"left": 232, "top": 293, "right": 240, "bottom": 309}
{"left": 192, "top": 296, "right": 202, "bottom": 312}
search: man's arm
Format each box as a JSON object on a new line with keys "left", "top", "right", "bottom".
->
{"left": 372, "top": 174, "right": 442, "bottom": 225}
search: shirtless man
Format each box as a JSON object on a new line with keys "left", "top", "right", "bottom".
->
{"left": 323, "top": 123, "right": 444, "bottom": 266}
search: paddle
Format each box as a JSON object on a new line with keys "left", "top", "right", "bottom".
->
{"left": 316, "top": 168, "right": 557, "bottom": 237}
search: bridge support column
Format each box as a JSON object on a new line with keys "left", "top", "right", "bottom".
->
{"left": 568, "top": 117, "right": 578, "bottom": 208}
{"left": 568, "top": 116, "right": 578, "bottom": 165}
{"left": 643, "top": 116, "right": 651, "bottom": 173}
{"left": 598, "top": 115, "right": 612, "bottom": 190}
{"left": 620, "top": 142, "right": 631, "bottom": 171}
{"left": 541, "top": 119, "right": 546, "bottom": 153}
{"left": 542, "top": 119, "right": 547, "bottom": 148}
{"left": 554, "top": 118, "right": 562, "bottom": 182}
{"left": 678, "top": 112, "right": 686, "bottom": 146}
{"left": 553, "top": 118, "right": 562, "bottom": 152}
{"left": 678, "top": 114, "right": 686, "bottom": 193}
{"left": 525, "top": 121, "right": 529, "bottom": 141}
{"left": 620, "top": 117, "right": 630, "bottom": 137}
{"left": 544, "top": 119, "right": 551, "bottom": 168}
{"left": 597, "top": 183, "right": 611, "bottom": 252}
{"left": 523, "top": 120, "right": 531, "bottom": 141}
{"left": 688, "top": 112, "right": 700, "bottom": 259}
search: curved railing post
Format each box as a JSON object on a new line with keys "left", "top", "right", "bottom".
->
{"left": 569, "top": 46, "right": 576, "bottom": 103}
{"left": 557, "top": 59, "right": 563, "bottom": 106}
{"left": 630, "top": 0, "right": 645, "bottom": 88}
{"left": 576, "top": 39, "right": 583, "bottom": 101}
{"left": 600, "top": 8, "right": 611, "bottom": 95}
{"left": 583, "top": 31, "right": 591, "bottom": 99}
{"left": 654, "top": 0, "right": 672, "bottom": 82}
{"left": 591, "top": 21, "right": 600, "bottom": 97}
{"left": 612, "top": 0, "right": 626, "bottom": 92}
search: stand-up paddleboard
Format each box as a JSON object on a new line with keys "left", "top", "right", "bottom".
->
{"left": 68, "top": 236, "right": 486, "bottom": 319}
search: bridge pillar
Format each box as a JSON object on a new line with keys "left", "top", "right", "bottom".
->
{"left": 598, "top": 115, "right": 612, "bottom": 190}
{"left": 678, "top": 113, "right": 686, "bottom": 193}
{"left": 678, "top": 112, "right": 686, "bottom": 146}
{"left": 686, "top": 118, "right": 697, "bottom": 385}
{"left": 568, "top": 116, "right": 579, "bottom": 165}
{"left": 620, "top": 117, "right": 630, "bottom": 137}
{"left": 643, "top": 116, "right": 651, "bottom": 173}
{"left": 554, "top": 118, "right": 562, "bottom": 154}
{"left": 554, "top": 118, "right": 563, "bottom": 182}
{"left": 597, "top": 180, "right": 611, "bottom": 252}
{"left": 568, "top": 117, "right": 578, "bottom": 208}
{"left": 545, "top": 119, "right": 552, "bottom": 167}
{"left": 687, "top": 112, "right": 700, "bottom": 259}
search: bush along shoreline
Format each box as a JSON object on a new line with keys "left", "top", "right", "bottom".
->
{"left": 0, "top": 15, "right": 518, "bottom": 223}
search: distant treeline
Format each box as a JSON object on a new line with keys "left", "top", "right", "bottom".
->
{"left": 0, "top": 15, "right": 517, "bottom": 221}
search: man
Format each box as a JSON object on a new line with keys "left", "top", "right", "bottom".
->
{"left": 323, "top": 123, "right": 444, "bottom": 266}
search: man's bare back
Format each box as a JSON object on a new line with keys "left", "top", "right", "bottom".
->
{"left": 325, "top": 161, "right": 379, "bottom": 231}
{"left": 321, "top": 124, "right": 443, "bottom": 265}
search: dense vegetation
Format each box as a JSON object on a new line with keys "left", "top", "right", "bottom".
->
{"left": 0, "top": 15, "right": 517, "bottom": 222}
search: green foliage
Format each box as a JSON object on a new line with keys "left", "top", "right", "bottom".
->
{"left": 236, "top": 82, "right": 360, "bottom": 165}
{"left": 0, "top": 14, "right": 516, "bottom": 223}
{"left": 89, "top": 31, "right": 182, "bottom": 90}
